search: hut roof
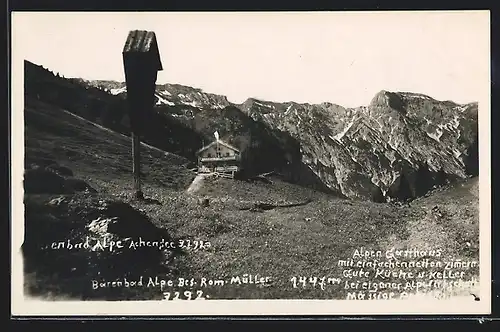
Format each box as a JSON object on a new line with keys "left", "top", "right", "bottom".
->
{"left": 196, "top": 139, "right": 240, "bottom": 155}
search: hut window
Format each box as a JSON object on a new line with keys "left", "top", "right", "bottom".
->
{"left": 226, "top": 152, "right": 230, "bottom": 156}
{"left": 207, "top": 153, "right": 212, "bottom": 158}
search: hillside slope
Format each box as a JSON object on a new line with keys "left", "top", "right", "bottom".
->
{"left": 24, "top": 97, "right": 195, "bottom": 193}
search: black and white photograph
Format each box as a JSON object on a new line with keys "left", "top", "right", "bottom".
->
{"left": 11, "top": 11, "right": 491, "bottom": 315}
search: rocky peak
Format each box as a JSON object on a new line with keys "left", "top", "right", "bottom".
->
{"left": 370, "top": 90, "right": 406, "bottom": 114}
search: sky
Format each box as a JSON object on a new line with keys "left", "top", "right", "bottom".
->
{"left": 12, "top": 11, "right": 490, "bottom": 108}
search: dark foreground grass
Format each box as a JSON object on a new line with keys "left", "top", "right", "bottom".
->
{"left": 22, "top": 97, "right": 480, "bottom": 301}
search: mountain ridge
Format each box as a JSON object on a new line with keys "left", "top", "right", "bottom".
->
{"left": 80, "top": 77, "right": 480, "bottom": 201}
{"left": 27, "top": 60, "right": 478, "bottom": 202}
{"left": 79, "top": 78, "right": 478, "bottom": 110}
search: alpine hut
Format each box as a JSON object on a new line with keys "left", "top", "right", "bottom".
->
{"left": 196, "top": 132, "right": 241, "bottom": 178}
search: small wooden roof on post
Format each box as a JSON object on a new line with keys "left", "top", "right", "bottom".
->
{"left": 122, "top": 30, "right": 163, "bottom": 200}
{"left": 122, "top": 30, "right": 163, "bottom": 134}
{"left": 123, "top": 30, "right": 163, "bottom": 71}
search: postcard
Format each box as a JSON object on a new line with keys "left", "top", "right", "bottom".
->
{"left": 10, "top": 10, "right": 491, "bottom": 316}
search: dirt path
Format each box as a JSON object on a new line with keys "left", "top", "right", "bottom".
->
{"left": 186, "top": 173, "right": 207, "bottom": 194}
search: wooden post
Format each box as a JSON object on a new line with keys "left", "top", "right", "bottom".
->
{"left": 132, "top": 132, "right": 143, "bottom": 199}
{"left": 122, "top": 30, "right": 163, "bottom": 200}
